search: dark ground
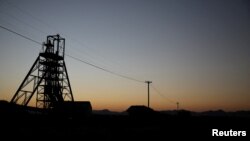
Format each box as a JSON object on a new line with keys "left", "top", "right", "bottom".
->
{"left": 0, "top": 102, "right": 249, "bottom": 140}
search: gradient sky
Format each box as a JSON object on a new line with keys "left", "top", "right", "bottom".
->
{"left": 0, "top": 0, "right": 249, "bottom": 112}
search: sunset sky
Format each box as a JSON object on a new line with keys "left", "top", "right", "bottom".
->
{"left": 0, "top": 0, "right": 249, "bottom": 112}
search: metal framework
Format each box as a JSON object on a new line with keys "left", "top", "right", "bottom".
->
{"left": 11, "top": 34, "right": 74, "bottom": 109}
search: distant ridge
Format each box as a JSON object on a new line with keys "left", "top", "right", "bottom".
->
{"left": 1, "top": 100, "right": 250, "bottom": 117}
{"left": 160, "top": 109, "right": 250, "bottom": 117}
{"left": 92, "top": 109, "right": 126, "bottom": 115}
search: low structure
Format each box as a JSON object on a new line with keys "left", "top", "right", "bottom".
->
{"left": 54, "top": 101, "right": 92, "bottom": 117}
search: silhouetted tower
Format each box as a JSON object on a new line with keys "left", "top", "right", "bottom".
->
{"left": 177, "top": 102, "right": 179, "bottom": 111}
{"left": 145, "top": 81, "right": 152, "bottom": 108}
{"left": 11, "top": 34, "right": 74, "bottom": 109}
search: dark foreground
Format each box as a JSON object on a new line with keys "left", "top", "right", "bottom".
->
{"left": 0, "top": 103, "right": 249, "bottom": 140}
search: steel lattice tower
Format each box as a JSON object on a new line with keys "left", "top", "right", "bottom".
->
{"left": 11, "top": 34, "right": 74, "bottom": 109}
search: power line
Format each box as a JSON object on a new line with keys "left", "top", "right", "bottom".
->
{"left": 0, "top": 25, "right": 144, "bottom": 83}
{"left": 2, "top": 0, "right": 132, "bottom": 77}
{"left": 151, "top": 84, "right": 176, "bottom": 104}
{"left": 1, "top": 24, "right": 180, "bottom": 109}
{"left": 1, "top": 0, "right": 53, "bottom": 32}
{"left": 66, "top": 54, "right": 144, "bottom": 83}
{"left": 0, "top": 25, "right": 42, "bottom": 45}
{"left": 0, "top": 3, "right": 113, "bottom": 72}
{"left": 0, "top": 8, "right": 48, "bottom": 37}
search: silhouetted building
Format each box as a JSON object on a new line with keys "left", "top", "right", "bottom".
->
{"left": 54, "top": 101, "right": 92, "bottom": 118}
{"left": 177, "top": 110, "right": 191, "bottom": 117}
{"left": 126, "top": 105, "right": 156, "bottom": 117}
{"left": 0, "top": 100, "right": 10, "bottom": 113}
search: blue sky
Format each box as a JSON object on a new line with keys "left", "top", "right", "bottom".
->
{"left": 0, "top": 0, "right": 250, "bottom": 111}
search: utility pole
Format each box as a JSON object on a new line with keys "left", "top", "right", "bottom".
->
{"left": 145, "top": 81, "right": 152, "bottom": 108}
{"left": 177, "top": 102, "right": 179, "bottom": 111}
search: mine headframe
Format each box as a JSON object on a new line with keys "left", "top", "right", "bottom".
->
{"left": 11, "top": 34, "right": 74, "bottom": 109}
